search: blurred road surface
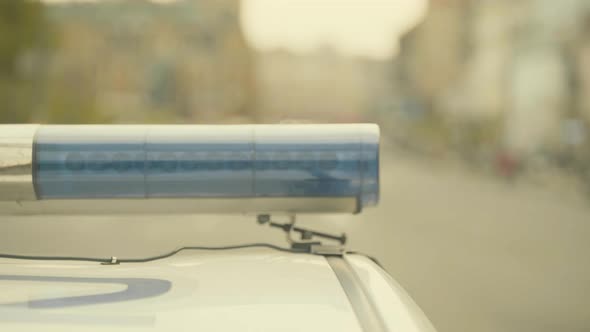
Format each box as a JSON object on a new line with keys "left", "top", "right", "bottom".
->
{"left": 1, "top": 149, "right": 589, "bottom": 332}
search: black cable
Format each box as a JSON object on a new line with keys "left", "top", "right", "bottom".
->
{"left": 0, "top": 243, "right": 307, "bottom": 264}
{"left": 0, "top": 244, "right": 387, "bottom": 273}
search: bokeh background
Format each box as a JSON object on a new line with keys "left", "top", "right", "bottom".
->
{"left": 1, "top": 1, "right": 590, "bottom": 332}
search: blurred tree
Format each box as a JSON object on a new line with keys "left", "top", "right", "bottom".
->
{"left": 0, "top": 0, "right": 52, "bottom": 123}
{"left": 44, "top": 84, "right": 111, "bottom": 124}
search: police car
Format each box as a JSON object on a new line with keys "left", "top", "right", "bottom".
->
{"left": 0, "top": 124, "right": 437, "bottom": 332}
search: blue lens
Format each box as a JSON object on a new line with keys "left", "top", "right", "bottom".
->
{"left": 34, "top": 124, "right": 379, "bottom": 209}
{"left": 35, "top": 126, "right": 146, "bottom": 198}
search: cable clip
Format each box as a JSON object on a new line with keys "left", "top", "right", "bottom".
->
{"left": 101, "top": 256, "right": 120, "bottom": 265}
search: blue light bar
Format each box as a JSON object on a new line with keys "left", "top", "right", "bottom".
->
{"left": 32, "top": 124, "right": 379, "bottom": 212}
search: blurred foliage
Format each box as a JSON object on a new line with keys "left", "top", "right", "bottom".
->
{"left": 0, "top": 0, "right": 109, "bottom": 124}
{"left": 0, "top": 0, "right": 51, "bottom": 74}
{"left": 0, "top": 0, "right": 52, "bottom": 122}
{"left": 43, "top": 85, "right": 112, "bottom": 124}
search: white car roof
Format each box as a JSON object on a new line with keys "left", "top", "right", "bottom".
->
{"left": 0, "top": 248, "right": 437, "bottom": 332}
{"left": 0, "top": 249, "right": 363, "bottom": 332}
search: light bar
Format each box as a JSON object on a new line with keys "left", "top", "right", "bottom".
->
{"left": 0, "top": 124, "right": 379, "bottom": 215}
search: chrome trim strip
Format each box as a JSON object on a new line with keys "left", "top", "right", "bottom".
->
{"left": 0, "top": 125, "right": 38, "bottom": 201}
{"left": 326, "top": 256, "right": 388, "bottom": 332}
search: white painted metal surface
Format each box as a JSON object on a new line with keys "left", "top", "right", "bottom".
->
{"left": 0, "top": 249, "right": 363, "bottom": 332}
{"left": 346, "top": 254, "right": 437, "bottom": 332}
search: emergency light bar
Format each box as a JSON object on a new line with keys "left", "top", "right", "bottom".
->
{"left": 0, "top": 124, "right": 379, "bottom": 215}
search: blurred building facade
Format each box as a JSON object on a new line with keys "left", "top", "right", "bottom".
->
{"left": 44, "top": 0, "right": 256, "bottom": 123}
{"left": 393, "top": 0, "right": 590, "bottom": 167}
{"left": 256, "top": 47, "right": 392, "bottom": 123}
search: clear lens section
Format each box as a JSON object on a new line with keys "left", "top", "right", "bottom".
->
{"left": 34, "top": 124, "right": 379, "bottom": 208}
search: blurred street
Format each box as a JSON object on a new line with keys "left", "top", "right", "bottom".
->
{"left": 1, "top": 147, "right": 589, "bottom": 332}
{"left": 348, "top": 148, "right": 590, "bottom": 332}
